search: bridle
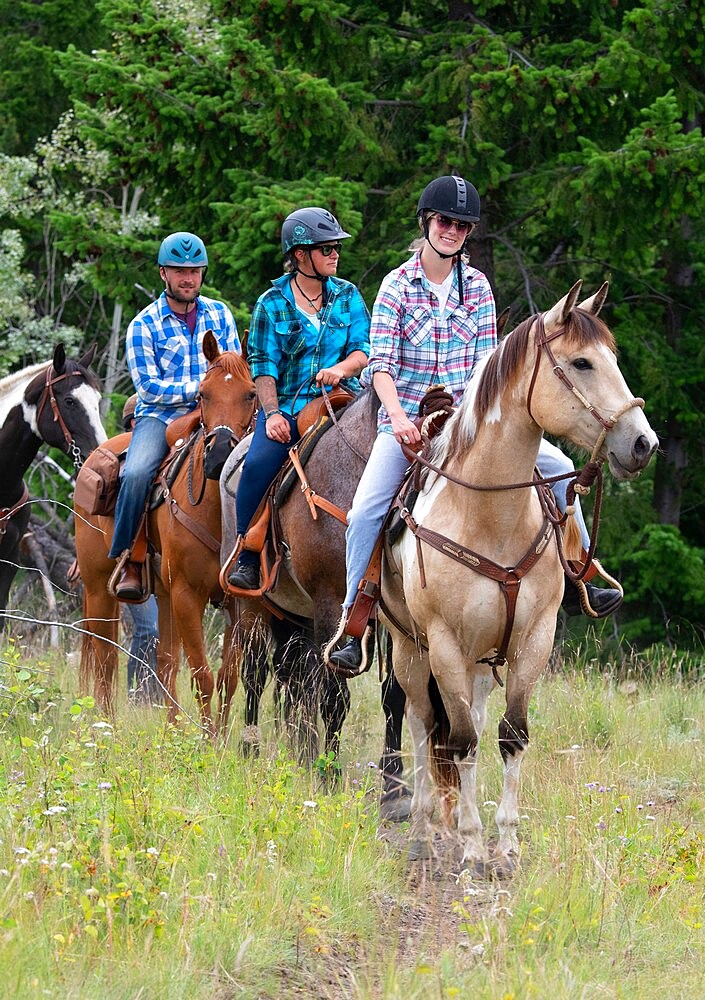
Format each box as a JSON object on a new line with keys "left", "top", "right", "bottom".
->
{"left": 526, "top": 312, "right": 645, "bottom": 466}
{"left": 35, "top": 366, "right": 86, "bottom": 469}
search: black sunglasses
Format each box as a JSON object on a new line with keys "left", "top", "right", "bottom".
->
{"left": 314, "top": 243, "right": 342, "bottom": 257}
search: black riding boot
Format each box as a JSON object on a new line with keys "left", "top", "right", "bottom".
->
{"left": 562, "top": 576, "right": 623, "bottom": 618}
{"left": 328, "top": 637, "right": 363, "bottom": 672}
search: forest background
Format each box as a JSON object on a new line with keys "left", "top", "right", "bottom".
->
{"left": 0, "top": 0, "right": 703, "bottom": 652}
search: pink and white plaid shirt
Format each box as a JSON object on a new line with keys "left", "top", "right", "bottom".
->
{"left": 362, "top": 250, "right": 497, "bottom": 431}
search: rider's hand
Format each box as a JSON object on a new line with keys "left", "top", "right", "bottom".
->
{"left": 315, "top": 365, "right": 346, "bottom": 388}
{"left": 389, "top": 411, "right": 421, "bottom": 448}
{"left": 265, "top": 412, "right": 291, "bottom": 443}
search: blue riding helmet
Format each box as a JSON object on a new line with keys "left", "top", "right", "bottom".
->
{"left": 281, "top": 208, "right": 351, "bottom": 254}
{"left": 158, "top": 232, "right": 208, "bottom": 267}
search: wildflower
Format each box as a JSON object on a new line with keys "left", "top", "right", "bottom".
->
{"left": 596, "top": 820, "right": 606, "bottom": 830}
{"left": 60, "top": 863, "right": 72, "bottom": 870}
{"left": 43, "top": 806, "right": 68, "bottom": 815}
{"left": 146, "top": 847, "right": 158, "bottom": 856}
{"left": 0, "top": 869, "right": 9, "bottom": 876}
{"left": 615, "top": 807, "right": 623, "bottom": 814}
{"left": 24, "top": 892, "right": 35, "bottom": 901}
{"left": 98, "top": 782, "right": 112, "bottom": 791}
{"left": 646, "top": 815, "right": 656, "bottom": 822}
{"left": 367, "top": 761, "right": 378, "bottom": 769}
{"left": 91, "top": 721, "right": 113, "bottom": 730}
{"left": 206, "top": 872, "right": 217, "bottom": 881}
{"left": 637, "top": 804, "right": 644, "bottom": 810}
{"left": 266, "top": 840, "right": 278, "bottom": 868}
{"left": 303, "top": 800, "right": 318, "bottom": 810}
{"left": 14, "top": 847, "right": 30, "bottom": 855}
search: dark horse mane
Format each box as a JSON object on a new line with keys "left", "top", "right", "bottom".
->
{"left": 434, "top": 307, "right": 617, "bottom": 465}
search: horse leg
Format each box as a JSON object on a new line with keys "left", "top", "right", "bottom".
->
{"left": 235, "top": 605, "right": 271, "bottom": 755}
{"left": 81, "top": 588, "right": 120, "bottom": 717}
{"left": 274, "top": 618, "right": 321, "bottom": 765}
{"left": 170, "top": 583, "right": 215, "bottom": 737}
{"left": 493, "top": 633, "right": 553, "bottom": 875}
{"left": 379, "top": 635, "right": 411, "bottom": 822}
{"left": 389, "top": 633, "right": 437, "bottom": 859}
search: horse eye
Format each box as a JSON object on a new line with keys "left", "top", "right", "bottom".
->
{"left": 573, "top": 358, "right": 593, "bottom": 371}
{"left": 246, "top": 391, "right": 256, "bottom": 402}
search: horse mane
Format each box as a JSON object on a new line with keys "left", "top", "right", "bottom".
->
{"left": 430, "top": 307, "right": 617, "bottom": 467}
{"left": 0, "top": 361, "right": 47, "bottom": 401}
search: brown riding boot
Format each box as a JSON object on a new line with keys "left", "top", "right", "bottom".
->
{"left": 115, "top": 560, "right": 145, "bottom": 602}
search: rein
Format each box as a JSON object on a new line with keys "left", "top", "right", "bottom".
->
{"left": 35, "top": 367, "right": 85, "bottom": 468}
{"left": 0, "top": 483, "right": 30, "bottom": 537}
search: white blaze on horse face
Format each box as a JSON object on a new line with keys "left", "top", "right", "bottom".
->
{"left": 72, "top": 383, "right": 108, "bottom": 445}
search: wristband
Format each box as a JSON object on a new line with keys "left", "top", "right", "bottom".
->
{"left": 264, "top": 408, "right": 282, "bottom": 419}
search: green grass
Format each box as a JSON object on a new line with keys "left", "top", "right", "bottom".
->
{"left": 1, "top": 636, "right": 704, "bottom": 998}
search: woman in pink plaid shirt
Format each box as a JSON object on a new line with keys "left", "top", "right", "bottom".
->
{"left": 328, "top": 174, "right": 622, "bottom": 673}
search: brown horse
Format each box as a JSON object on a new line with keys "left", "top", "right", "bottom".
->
{"left": 75, "top": 332, "right": 256, "bottom": 733}
{"left": 379, "top": 282, "right": 658, "bottom": 872}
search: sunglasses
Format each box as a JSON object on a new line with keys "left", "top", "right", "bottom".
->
{"left": 314, "top": 243, "right": 342, "bottom": 257}
{"left": 433, "top": 214, "right": 473, "bottom": 234}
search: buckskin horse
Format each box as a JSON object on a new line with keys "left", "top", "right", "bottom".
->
{"left": 74, "top": 332, "right": 256, "bottom": 733}
{"left": 377, "top": 282, "right": 658, "bottom": 873}
{"left": 0, "top": 344, "right": 106, "bottom": 627}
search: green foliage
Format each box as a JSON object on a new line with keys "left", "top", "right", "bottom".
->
{"left": 2, "top": 0, "right": 705, "bottom": 644}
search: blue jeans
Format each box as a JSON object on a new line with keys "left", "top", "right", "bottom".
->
{"left": 235, "top": 410, "right": 300, "bottom": 566}
{"left": 125, "top": 596, "right": 159, "bottom": 700}
{"left": 109, "top": 417, "right": 169, "bottom": 558}
{"left": 536, "top": 439, "right": 590, "bottom": 550}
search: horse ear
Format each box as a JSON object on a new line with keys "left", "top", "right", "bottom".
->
{"left": 203, "top": 330, "right": 220, "bottom": 364}
{"left": 78, "top": 342, "right": 97, "bottom": 369}
{"left": 496, "top": 307, "right": 511, "bottom": 339}
{"left": 53, "top": 343, "right": 67, "bottom": 374}
{"left": 578, "top": 281, "right": 609, "bottom": 316}
{"left": 543, "top": 280, "right": 583, "bottom": 334}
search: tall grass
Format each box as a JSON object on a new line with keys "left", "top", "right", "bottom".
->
{"left": 1, "top": 636, "right": 704, "bottom": 998}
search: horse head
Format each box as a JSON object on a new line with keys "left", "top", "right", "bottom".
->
{"left": 24, "top": 343, "right": 107, "bottom": 466}
{"left": 198, "top": 330, "right": 257, "bottom": 480}
{"left": 526, "top": 281, "right": 659, "bottom": 479}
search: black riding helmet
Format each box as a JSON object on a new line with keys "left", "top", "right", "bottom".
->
{"left": 416, "top": 175, "right": 481, "bottom": 305}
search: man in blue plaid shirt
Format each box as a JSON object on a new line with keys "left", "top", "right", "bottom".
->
{"left": 109, "top": 232, "right": 240, "bottom": 600}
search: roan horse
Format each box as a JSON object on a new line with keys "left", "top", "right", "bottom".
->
{"left": 0, "top": 344, "right": 106, "bottom": 627}
{"left": 379, "top": 282, "right": 658, "bottom": 872}
{"left": 220, "top": 390, "right": 403, "bottom": 771}
{"left": 75, "top": 332, "right": 256, "bottom": 733}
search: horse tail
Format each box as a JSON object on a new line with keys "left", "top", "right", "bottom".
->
{"left": 427, "top": 673, "right": 460, "bottom": 827}
{"left": 562, "top": 510, "right": 583, "bottom": 562}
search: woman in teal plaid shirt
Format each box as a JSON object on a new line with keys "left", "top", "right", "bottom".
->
{"left": 229, "top": 207, "right": 370, "bottom": 591}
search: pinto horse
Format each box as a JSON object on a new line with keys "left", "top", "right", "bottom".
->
{"left": 75, "top": 332, "right": 256, "bottom": 732}
{"left": 0, "top": 344, "right": 106, "bottom": 627}
{"left": 379, "top": 282, "right": 659, "bottom": 872}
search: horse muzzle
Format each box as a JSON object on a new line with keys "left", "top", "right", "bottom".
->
{"left": 204, "top": 425, "right": 237, "bottom": 480}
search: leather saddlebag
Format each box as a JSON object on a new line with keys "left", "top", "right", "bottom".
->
{"left": 73, "top": 447, "right": 123, "bottom": 516}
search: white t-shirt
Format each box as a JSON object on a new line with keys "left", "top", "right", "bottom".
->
{"left": 426, "top": 271, "right": 454, "bottom": 317}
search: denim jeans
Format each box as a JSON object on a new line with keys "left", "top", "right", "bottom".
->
{"left": 109, "top": 416, "right": 169, "bottom": 558}
{"left": 342, "top": 433, "right": 590, "bottom": 610}
{"left": 125, "top": 596, "right": 159, "bottom": 701}
{"left": 235, "top": 409, "right": 300, "bottom": 566}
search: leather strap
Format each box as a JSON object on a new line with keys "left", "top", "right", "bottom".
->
{"left": 0, "top": 483, "right": 29, "bottom": 537}
{"left": 288, "top": 444, "right": 349, "bottom": 525}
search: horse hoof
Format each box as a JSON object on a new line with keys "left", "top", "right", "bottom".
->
{"left": 240, "top": 724, "right": 261, "bottom": 757}
{"left": 488, "top": 853, "right": 518, "bottom": 880}
{"left": 379, "top": 786, "right": 412, "bottom": 824}
{"left": 406, "top": 838, "right": 434, "bottom": 862}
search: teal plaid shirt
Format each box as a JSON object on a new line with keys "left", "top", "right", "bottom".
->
{"left": 247, "top": 273, "right": 370, "bottom": 415}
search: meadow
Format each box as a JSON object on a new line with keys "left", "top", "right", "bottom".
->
{"left": 1, "top": 626, "right": 704, "bottom": 1000}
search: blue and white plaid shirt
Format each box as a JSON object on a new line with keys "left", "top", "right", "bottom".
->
{"left": 126, "top": 292, "right": 241, "bottom": 424}
{"left": 362, "top": 251, "right": 497, "bottom": 431}
{"left": 247, "top": 273, "right": 370, "bottom": 415}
